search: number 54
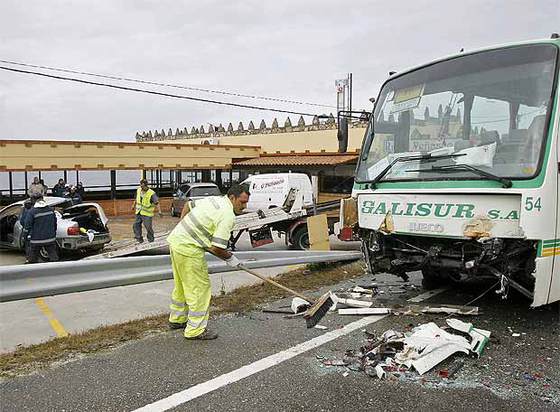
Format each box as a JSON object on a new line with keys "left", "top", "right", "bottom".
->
{"left": 525, "top": 196, "right": 542, "bottom": 211}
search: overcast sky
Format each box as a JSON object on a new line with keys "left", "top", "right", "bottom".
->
{"left": 0, "top": 0, "right": 558, "bottom": 142}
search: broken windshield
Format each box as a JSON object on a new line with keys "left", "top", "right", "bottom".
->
{"left": 356, "top": 44, "right": 557, "bottom": 183}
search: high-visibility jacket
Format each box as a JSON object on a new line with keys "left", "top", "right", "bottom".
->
{"left": 167, "top": 196, "right": 235, "bottom": 256}
{"left": 135, "top": 188, "right": 156, "bottom": 216}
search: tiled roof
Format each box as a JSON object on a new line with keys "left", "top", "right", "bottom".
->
{"left": 233, "top": 152, "right": 358, "bottom": 167}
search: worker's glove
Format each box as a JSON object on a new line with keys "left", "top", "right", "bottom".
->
{"left": 225, "top": 254, "right": 241, "bottom": 268}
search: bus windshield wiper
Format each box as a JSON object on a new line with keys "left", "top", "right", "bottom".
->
{"left": 406, "top": 164, "right": 513, "bottom": 188}
{"left": 370, "top": 153, "right": 465, "bottom": 188}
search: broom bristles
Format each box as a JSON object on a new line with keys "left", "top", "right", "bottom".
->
{"left": 303, "top": 292, "right": 333, "bottom": 328}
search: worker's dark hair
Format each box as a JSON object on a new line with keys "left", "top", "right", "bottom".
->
{"left": 140, "top": 179, "right": 148, "bottom": 185}
{"left": 227, "top": 183, "right": 250, "bottom": 197}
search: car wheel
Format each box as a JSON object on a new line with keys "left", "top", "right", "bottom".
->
{"left": 291, "top": 226, "right": 310, "bottom": 250}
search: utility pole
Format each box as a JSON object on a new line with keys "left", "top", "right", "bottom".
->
{"left": 348, "top": 73, "right": 353, "bottom": 115}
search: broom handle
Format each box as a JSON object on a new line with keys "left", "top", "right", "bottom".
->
{"left": 238, "top": 264, "right": 315, "bottom": 303}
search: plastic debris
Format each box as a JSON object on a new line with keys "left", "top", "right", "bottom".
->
{"left": 396, "top": 322, "right": 472, "bottom": 375}
{"left": 291, "top": 297, "right": 310, "bottom": 314}
{"left": 338, "top": 308, "right": 391, "bottom": 315}
{"left": 446, "top": 318, "right": 490, "bottom": 357}
{"left": 319, "top": 320, "right": 490, "bottom": 379}
{"left": 336, "top": 305, "right": 479, "bottom": 316}
{"left": 335, "top": 298, "right": 374, "bottom": 308}
{"left": 314, "top": 324, "right": 328, "bottom": 330}
{"left": 352, "top": 286, "right": 377, "bottom": 295}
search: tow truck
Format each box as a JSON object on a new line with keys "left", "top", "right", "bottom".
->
{"left": 88, "top": 189, "right": 340, "bottom": 259}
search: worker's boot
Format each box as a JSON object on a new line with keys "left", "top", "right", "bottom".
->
{"left": 168, "top": 321, "right": 186, "bottom": 330}
{"left": 185, "top": 329, "right": 218, "bottom": 340}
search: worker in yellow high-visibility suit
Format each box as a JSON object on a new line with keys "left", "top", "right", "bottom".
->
{"left": 166, "top": 183, "right": 250, "bottom": 340}
{"left": 131, "top": 179, "right": 162, "bottom": 243}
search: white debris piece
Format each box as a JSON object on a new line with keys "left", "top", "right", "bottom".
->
{"left": 352, "top": 286, "right": 375, "bottom": 294}
{"left": 336, "top": 298, "right": 374, "bottom": 308}
{"left": 394, "top": 322, "right": 471, "bottom": 375}
{"left": 375, "top": 364, "right": 385, "bottom": 379}
{"left": 338, "top": 308, "right": 391, "bottom": 315}
{"left": 314, "top": 325, "right": 328, "bottom": 330}
{"left": 291, "top": 297, "right": 310, "bottom": 314}
{"left": 446, "top": 318, "right": 491, "bottom": 357}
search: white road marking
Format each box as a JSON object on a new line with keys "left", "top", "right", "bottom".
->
{"left": 133, "top": 288, "right": 446, "bottom": 412}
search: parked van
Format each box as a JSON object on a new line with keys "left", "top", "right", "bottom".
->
{"left": 241, "top": 173, "right": 314, "bottom": 211}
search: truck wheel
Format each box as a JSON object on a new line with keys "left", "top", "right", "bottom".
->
{"left": 291, "top": 226, "right": 310, "bottom": 250}
{"left": 421, "top": 268, "right": 444, "bottom": 290}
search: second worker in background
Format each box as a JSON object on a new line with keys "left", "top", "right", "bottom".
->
{"left": 132, "top": 179, "right": 162, "bottom": 243}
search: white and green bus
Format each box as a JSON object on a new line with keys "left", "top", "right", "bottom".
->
{"left": 349, "top": 36, "right": 559, "bottom": 306}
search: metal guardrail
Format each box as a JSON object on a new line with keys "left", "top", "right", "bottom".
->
{"left": 0, "top": 250, "right": 362, "bottom": 302}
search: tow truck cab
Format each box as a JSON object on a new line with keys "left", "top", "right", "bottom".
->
{"left": 348, "top": 37, "right": 560, "bottom": 306}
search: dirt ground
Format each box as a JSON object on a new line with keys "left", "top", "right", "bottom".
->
{"left": 106, "top": 215, "right": 179, "bottom": 241}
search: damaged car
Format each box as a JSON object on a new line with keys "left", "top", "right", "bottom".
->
{"left": 0, "top": 196, "right": 111, "bottom": 259}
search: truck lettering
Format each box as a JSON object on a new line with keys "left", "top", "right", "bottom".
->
{"left": 434, "top": 203, "right": 454, "bottom": 218}
{"left": 487, "top": 209, "right": 500, "bottom": 219}
{"left": 391, "top": 202, "right": 404, "bottom": 215}
{"left": 404, "top": 203, "right": 415, "bottom": 216}
{"left": 504, "top": 210, "right": 519, "bottom": 220}
{"left": 415, "top": 203, "right": 432, "bottom": 217}
{"left": 374, "top": 202, "right": 387, "bottom": 214}
{"left": 361, "top": 200, "right": 375, "bottom": 214}
{"left": 453, "top": 204, "right": 475, "bottom": 219}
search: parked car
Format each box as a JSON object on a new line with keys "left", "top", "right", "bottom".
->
{"left": 241, "top": 173, "right": 314, "bottom": 211}
{"left": 0, "top": 197, "right": 111, "bottom": 259}
{"left": 170, "top": 183, "right": 221, "bottom": 217}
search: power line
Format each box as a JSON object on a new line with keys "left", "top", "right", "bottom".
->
{"left": 0, "top": 66, "right": 321, "bottom": 117}
{"left": 0, "top": 59, "right": 336, "bottom": 109}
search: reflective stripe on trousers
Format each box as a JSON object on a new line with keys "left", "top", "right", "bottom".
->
{"left": 168, "top": 246, "right": 211, "bottom": 337}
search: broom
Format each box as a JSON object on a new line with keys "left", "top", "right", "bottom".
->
{"left": 238, "top": 264, "right": 334, "bottom": 328}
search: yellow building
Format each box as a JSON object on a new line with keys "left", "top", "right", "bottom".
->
{"left": 136, "top": 115, "right": 368, "bottom": 153}
{"left": 136, "top": 115, "right": 367, "bottom": 204}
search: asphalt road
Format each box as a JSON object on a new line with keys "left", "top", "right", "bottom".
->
{"left": 1, "top": 272, "right": 558, "bottom": 411}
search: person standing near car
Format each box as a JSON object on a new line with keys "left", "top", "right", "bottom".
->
{"left": 20, "top": 199, "right": 34, "bottom": 262}
{"left": 52, "top": 179, "right": 67, "bottom": 197}
{"left": 66, "top": 186, "right": 82, "bottom": 205}
{"left": 27, "top": 176, "right": 46, "bottom": 197}
{"left": 76, "top": 182, "right": 86, "bottom": 200}
{"left": 24, "top": 195, "right": 59, "bottom": 263}
{"left": 131, "top": 179, "right": 162, "bottom": 243}
{"left": 166, "top": 184, "right": 249, "bottom": 340}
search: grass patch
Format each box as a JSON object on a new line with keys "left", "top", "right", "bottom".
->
{"left": 0, "top": 261, "right": 364, "bottom": 378}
